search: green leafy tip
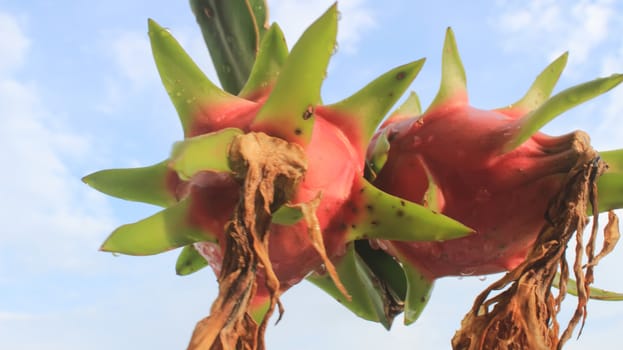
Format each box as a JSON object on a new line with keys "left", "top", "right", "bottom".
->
{"left": 307, "top": 243, "right": 399, "bottom": 329}
{"left": 386, "top": 91, "right": 422, "bottom": 124}
{"left": 169, "top": 128, "right": 242, "bottom": 180}
{"left": 323, "top": 59, "right": 426, "bottom": 153}
{"left": 148, "top": 18, "right": 243, "bottom": 136}
{"left": 427, "top": 27, "right": 467, "bottom": 112}
{"left": 271, "top": 205, "right": 304, "bottom": 225}
{"left": 503, "top": 73, "right": 623, "bottom": 152}
{"left": 402, "top": 262, "right": 434, "bottom": 325}
{"left": 238, "top": 23, "right": 288, "bottom": 100}
{"left": 501, "top": 52, "right": 568, "bottom": 114}
{"left": 422, "top": 162, "right": 442, "bottom": 213}
{"left": 367, "top": 131, "right": 391, "bottom": 178}
{"left": 251, "top": 3, "right": 338, "bottom": 145}
{"left": 101, "top": 199, "right": 214, "bottom": 255}
{"left": 553, "top": 273, "right": 623, "bottom": 301}
{"left": 346, "top": 178, "right": 473, "bottom": 242}
{"left": 82, "top": 161, "right": 175, "bottom": 208}
{"left": 176, "top": 244, "right": 209, "bottom": 275}
{"left": 596, "top": 149, "right": 623, "bottom": 212}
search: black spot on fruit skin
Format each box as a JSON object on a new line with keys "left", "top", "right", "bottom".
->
{"left": 366, "top": 204, "right": 374, "bottom": 212}
{"left": 396, "top": 71, "right": 406, "bottom": 80}
{"left": 294, "top": 128, "right": 302, "bottom": 135}
{"left": 387, "top": 131, "right": 398, "bottom": 142}
{"left": 400, "top": 200, "right": 406, "bottom": 207}
{"left": 302, "top": 105, "right": 314, "bottom": 120}
{"left": 396, "top": 210, "right": 404, "bottom": 217}
{"left": 346, "top": 201, "right": 359, "bottom": 214}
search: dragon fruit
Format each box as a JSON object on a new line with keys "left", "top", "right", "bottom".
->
{"left": 365, "top": 27, "right": 623, "bottom": 325}
{"left": 83, "top": 5, "right": 474, "bottom": 348}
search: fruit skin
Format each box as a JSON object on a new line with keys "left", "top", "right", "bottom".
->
{"left": 368, "top": 28, "right": 623, "bottom": 282}
{"left": 189, "top": 113, "right": 361, "bottom": 291}
{"left": 372, "top": 106, "right": 586, "bottom": 280}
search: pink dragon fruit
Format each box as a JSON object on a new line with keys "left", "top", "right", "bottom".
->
{"left": 83, "top": 6, "right": 473, "bottom": 347}
{"left": 366, "top": 27, "right": 623, "bottom": 324}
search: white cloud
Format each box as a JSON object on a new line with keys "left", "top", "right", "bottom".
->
{"left": 0, "top": 12, "right": 29, "bottom": 73}
{"left": 493, "top": 0, "right": 616, "bottom": 70}
{"left": 0, "top": 311, "right": 41, "bottom": 322}
{"left": 492, "top": 0, "right": 623, "bottom": 151}
{"left": 268, "top": 0, "right": 375, "bottom": 53}
{"left": 110, "top": 31, "right": 157, "bottom": 87}
{"left": 0, "top": 13, "right": 115, "bottom": 273}
{"left": 584, "top": 34, "right": 623, "bottom": 150}
{"left": 99, "top": 24, "right": 218, "bottom": 113}
{"left": 0, "top": 77, "right": 116, "bottom": 272}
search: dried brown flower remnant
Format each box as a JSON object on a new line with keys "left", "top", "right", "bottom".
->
{"left": 452, "top": 140, "right": 620, "bottom": 350}
{"left": 188, "top": 132, "right": 307, "bottom": 350}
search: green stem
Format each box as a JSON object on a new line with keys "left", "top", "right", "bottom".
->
{"left": 190, "top": 0, "right": 268, "bottom": 94}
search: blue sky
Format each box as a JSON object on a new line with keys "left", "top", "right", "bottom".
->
{"left": 1, "top": 0, "right": 623, "bottom": 348}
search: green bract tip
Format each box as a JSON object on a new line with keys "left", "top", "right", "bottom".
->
{"left": 427, "top": 27, "right": 467, "bottom": 112}
{"left": 345, "top": 178, "right": 473, "bottom": 242}
{"left": 169, "top": 128, "right": 243, "bottom": 180}
{"left": 148, "top": 18, "right": 245, "bottom": 136}
{"left": 500, "top": 52, "right": 568, "bottom": 115}
{"left": 82, "top": 161, "right": 176, "bottom": 208}
{"left": 386, "top": 91, "right": 422, "bottom": 124}
{"left": 100, "top": 199, "right": 215, "bottom": 255}
{"left": 307, "top": 243, "right": 398, "bottom": 329}
{"left": 503, "top": 73, "right": 623, "bottom": 153}
{"left": 323, "top": 59, "right": 426, "bottom": 156}
{"left": 176, "top": 245, "right": 209, "bottom": 276}
{"left": 238, "top": 23, "right": 288, "bottom": 100}
{"left": 402, "top": 262, "right": 434, "bottom": 325}
{"left": 251, "top": 4, "right": 338, "bottom": 145}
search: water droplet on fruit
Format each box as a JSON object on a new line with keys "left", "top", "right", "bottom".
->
{"left": 176, "top": 92, "right": 182, "bottom": 97}
{"left": 460, "top": 268, "right": 475, "bottom": 276}
{"left": 111, "top": 252, "right": 120, "bottom": 257}
{"left": 478, "top": 275, "right": 487, "bottom": 281}
{"left": 331, "top": 43, "right": 339, "bottom": 56}
{"left": 286, "top": 278, "right": 300, "bottom": 287}
{"left": 410, "top": 136, "right": 422, "bottom": 148}
{"left": 475, "top": 188, "right": 491, "bottom": 202}
{"left": 373, "top": 239, "right": 388, "bottom": 250}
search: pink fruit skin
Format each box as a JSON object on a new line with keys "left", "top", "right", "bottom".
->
{"left": 178, "top": 99, "right": 362, "bottom": 294}
{"left": 372, "top": 97, "right": 582, "bottom": 280}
